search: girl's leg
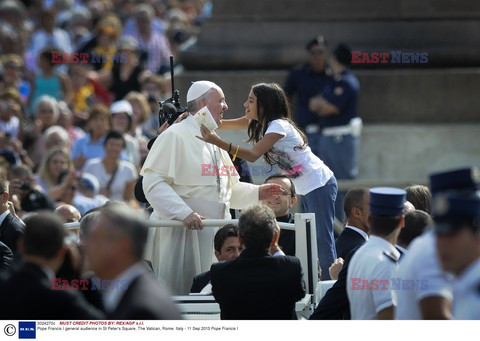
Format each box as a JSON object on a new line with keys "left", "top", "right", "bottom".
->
{"left": 301, "top": 176, "right": 338, "bottom": 280}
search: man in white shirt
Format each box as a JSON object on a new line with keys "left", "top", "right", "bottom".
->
{"left": 435, "top": 193, "right": 480, "bottom": 319}
{"left": 347, "top": 187, "right": 406, "bottom": 320}
{"left": 395, "top": 167, "right": 479, "bottom": 320}
{"left": 140, "top": 81, "right": 285, "bottom": 294}
{"left": 395, "top": 210, "right": 452, "bottom": 320}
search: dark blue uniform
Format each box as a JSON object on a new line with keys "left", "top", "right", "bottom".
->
{"left": 317, "top": 70, "right": 360, "bottom": 221}
{"left": 284, "top": 63, "right": 333, "bottom": 130}
{"left": 319, "top": 70, "right": 359, "bottom": 128}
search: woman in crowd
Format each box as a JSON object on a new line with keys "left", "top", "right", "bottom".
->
{"left": 95, "top": 36, "right": 145, "bottom": 101}
{"left": 23, "top": 95, "right": 61, "bottom": 166}
{"left": 83, "top": 130, "right": 137, "bottom": 204}
{"left": 110, "top": 100, "right": 141, "bottom": 167}
{"left": 71, "top": 104, "right": 111, "bottom": 170}
{"left": 28, "top": 49, "right": 73, "bottom": 112}
{"left": 35, "top": 147, "right": 74, "bottom": 201}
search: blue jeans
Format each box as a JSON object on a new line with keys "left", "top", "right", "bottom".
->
{"left": 301, "top": 176, "right": 338, "bottom": 280}
{"left": 318, "top": 134, "right": 360, "bottom": 222}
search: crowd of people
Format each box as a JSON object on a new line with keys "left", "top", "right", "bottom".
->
{"left": 0, "top": 0, "right": 211, "bottom": 215}
{"left": 0, "top": 0, "right": 479, "bottom": 322}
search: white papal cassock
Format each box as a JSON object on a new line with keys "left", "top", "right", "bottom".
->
{"left": 140, "top": 115, "right": 259, "bottom": 294}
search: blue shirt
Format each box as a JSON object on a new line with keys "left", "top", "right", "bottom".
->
{"left": 284, "top": 63, "right": 333, "bottom": 129}
{"left": 320, "top": 70, "right": 360, "bottom": 128}
{"left": 71, "top": 134, "right": 128, "bottom": 162}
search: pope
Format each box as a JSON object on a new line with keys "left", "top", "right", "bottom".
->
{"left": 140, "top": 80, "right": 286, "bottom": 294}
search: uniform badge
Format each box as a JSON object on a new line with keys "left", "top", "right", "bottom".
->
{"left": 383, "top": 251, "right": 399, "bottom": 263}
{"left": 334, "top": 87, "right": 343, "bottom": 96}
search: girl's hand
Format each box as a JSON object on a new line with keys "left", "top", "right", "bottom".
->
{"left": 63, "top": 170, "right": 78, "bottom": 187}
{"left": 174, "top": 112, "right": 189, "bottom": 124}
{"left": 197, "top": 124, "right": 222, "bottom": 145}
{"left": 158, "top": 122, "right": 169, "bottom": 134}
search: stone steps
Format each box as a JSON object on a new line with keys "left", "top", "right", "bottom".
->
{"left": 180, "top": 0, "right": 480, "bottom": 69}
{"left": 213, "top": 0, "right": 480, "bottom": 21}
{"left": 176, "top": 69, "right": 480, "bottom": 123}
{"left": 217, "top": 124, "right": 480, "bottom": 184}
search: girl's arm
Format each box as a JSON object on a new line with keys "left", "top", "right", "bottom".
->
{"left": 198, "top": 125, "right": 283, "bottom": 163}
{"left": 219, "top": 116, "right": 249, "bottom": 130}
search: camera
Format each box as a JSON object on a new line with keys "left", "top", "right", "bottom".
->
{"left": 158, "top": 89, "right": 186, "bottom": 126}
{"left": 19, "top": 182, "right": 32, "bottom": 191}
{"left": 158, "top": 57, "right": 186, "bottom": 126}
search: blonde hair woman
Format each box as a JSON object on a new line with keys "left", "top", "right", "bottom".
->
{"left": 35, "top": 147, "right": 75, "bottom": 200}
{"left": 125, "top": 91, "right": 151, "bottom": 138}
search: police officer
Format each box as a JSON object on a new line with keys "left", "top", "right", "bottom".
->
{"left": 309, "top": 43, "right": 361, "bottom": 221}
{"left": 395, "top": 167, "right": 479, "bottom": 320}
{"left": 346, "top": 187, "right": 406, "bottom": 319}
{"left": 435, "top": 192, "right": 480, "bottom": 319}
{"left": 284, "top": 35, "right": 332, "bottom": 155}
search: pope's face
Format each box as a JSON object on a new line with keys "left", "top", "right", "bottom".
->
{"left": 204, "top": 88, "right": 228, "bottom": 127}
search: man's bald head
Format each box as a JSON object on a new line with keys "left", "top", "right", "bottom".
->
{"left": 54, "top": 204, "right": 81, "bottom": 223}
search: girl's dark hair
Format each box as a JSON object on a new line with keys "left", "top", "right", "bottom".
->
{"left": 247, "top": 83, "right": 307, "bottom": 166}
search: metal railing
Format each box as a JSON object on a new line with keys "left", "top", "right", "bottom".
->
{"left": 66, "top": 215, "right": 319, "bottom": 319}
{"left": 64, "top": 220, "right": 296, "bottom": 230}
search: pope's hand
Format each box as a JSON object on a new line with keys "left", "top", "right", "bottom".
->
{"left": 196, "top": 124, "right": 221, "bottom": 145}
{"left": 182, "top": 212, "right": 205, "bottom": 230}
{"left": 258, "top": 183, "right": 288, "bottom": 201}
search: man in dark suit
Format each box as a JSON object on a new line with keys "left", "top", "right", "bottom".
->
{"left": 211, "top": 203, "right": 306, "bottom": 320}
{"left": 0, "top": 213, "right": 104, "bottom": 320}
{"left": 335, "top": 188, "right": 370, "bottom": 260}
{"left": 84, "top": 204, "right": 181, "bottom": 319}
{"left": 0, "top": 241, "right": 13, "bottom": 270}
{"left": 327, "top": 188, "right": 369, "bottom": 281}
{"left": 309, "top": 245, "right": 361, "bottom": 320}
{"left": 0, "top": 176, "right": 25, "bottom": 257}
{"left": 190, "top": 224, "right": 242, "bottom": 293}
{"left": 311, "top": 188, "right": 370, "bottom": 320}
{"left": 262, "top": 175, "right": 297, "bottom": 256}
